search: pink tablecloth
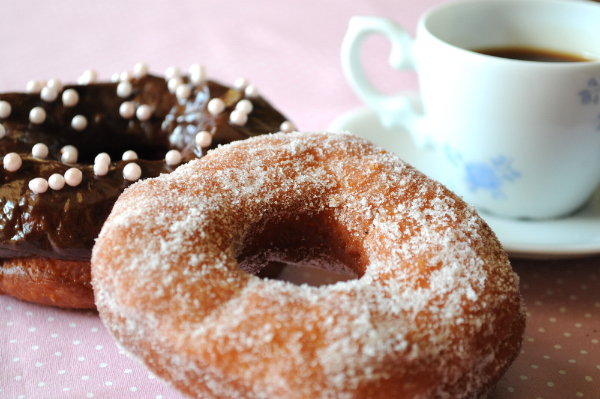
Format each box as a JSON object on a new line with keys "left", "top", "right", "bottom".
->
{"left": 1, "top": 1, "right": 599, "bottom": 398}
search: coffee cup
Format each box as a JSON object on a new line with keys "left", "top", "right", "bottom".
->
{"left": 341, "top": 0, "right": 600, "bottom": 219}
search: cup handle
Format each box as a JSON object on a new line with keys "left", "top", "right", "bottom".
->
{"left": 341, "top": 16, "right": 432, "bottom": 148}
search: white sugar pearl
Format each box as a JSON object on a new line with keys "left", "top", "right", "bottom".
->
{"left": 235, "top": 99, "right": 253, "bottom": 114}
{"left": 280, "top": 120, "right": 295, "bottom": 133}
{"left": 62, "top": 89, "right": 79, "bottom": 107}
{"left": 40, "top": 86, "right": 58, "bottom": 102}
{"left": 46, "top": 79, "right": 63, "bottom": 93}
{"left": 229, "top": 110, "right": 248, "bottom": 126}
{"left": 189, "top": 64, "right": 205, "bottom": 83}
{"left": 0, "top": 124, "right": 5, "bottom": 139}
{"left": 71, "top": 115, "right": 87, "bottom": 131}
{"left": 195, "top": 131, "right": 212, "bottom": 147}
{"left": 29, "top": 107, "right": 46, "bottom": 124}
{"left": 111, "top": 72, "right": 121, "bottom": 82}
{"left": 119, "top": 101, "right": 135, "bottom": 119}
{"left": 29, "top": 178, "right": 48, "bottom": 194}
{"left": 78, "top": 69, "right": 97, "bottom": 85}
{"left": 122, "top": 150, "right": 138, "bottom": 161}
{"left": 165, "top": 66, "right": 181, "bottom": 81}
{"left": 168, "top": 77, "right": 183, "bottom": 94}
{"left": 32, "top": 143, "right": 49, "bottom": 159}
{"left": 165, "top": 149, "right": 182, "bottom": 166}
{"left": 207, "top": 98, "right": 225, "bottom": 116}
{"left": 120, "top": 71, "right": 133, "bottom": 81}
{"left": 94, "top": 161, "right": 109, "bottom": 176}
{"left": 26, "top": 80, "right": 44, "bottom": 94}
{"left": 0, "top": 101, "right": 11, "bottom": 118}
{"left": 133, "top": 63, "right": 148, "bottom": 78}
{"left": 64, "top": 168, "right": 82, "bottom": 186}
{"left": 117, "top": 81, "right": 133, "bottom": 98}
{"left": 234, "top": 78, "right": 249, "bottom": 90}
{"left": 136, "top": 105, "right": 152, "bottom": 121}
{"left": 61, "top": 145, "right": 78, "bottom": 154}
{"left": 61, "top": 145, "right": 78, "bottom": 164}
{"left": 245, "top": 85, "right": 259, "bottom": 98}
{"left": 123, "top": 163, "right": 142, "bottom": 181}
{"left": 3, "top": 153, "right": 22, "bottom": 172}
{"left": 61, "top": 151, "right": 78, "bottom": 164}
{"left": 95, "top": 152, "right": 111, "bottom": 164}
{"left": 176, "top": 84, "right": 191, "bottom": 100}
{"left": 48, "top": 174, "right": 65, "bottom": 190}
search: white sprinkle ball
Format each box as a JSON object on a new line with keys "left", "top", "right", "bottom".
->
{"left": 234, "top": 77, "right": 249, "bottom": 90}
{"left": 3, "top": 153, "right": 22, "bottom": 172}
{"left": 111, "top": 73, "right": 121, "bottom": 83}
{"left": 26, "top": 80, "right": 44, "bottom": 94}
{"left": 48, "top": 174, "right": 65, "bottom": 190}
{"left": 95, "top": 152, "right": 111, "bottom": 165}
{"left": 94, "top": 161, "right": 110, "bottom": 176}
{"left": 280, "top": 120, "right": 295, "bottom": 133}
{"left": 32, "top": 143, "right": 49, "bottom": 159}
{"left": 119, "top": 102, "right": 135, "bottom": 119}
{"left": 245, "top": 84, "right": 259, "bottom": 98}
{"left": 136, "top": 105, "right": 153, "bottom": 121}
{"left": 133, "top": 63, "right": 149, "bottom": 78}
{"left": 229, "top": 110, "right": 248, "bottom": 126}
{"left": 61, "top": 145, "right": 78, "bottom": 164}
{"left": 78, "top": 69, "right": 97, "bottom": 85}
{"left": 165, "top": 66, "right": 181, "bottom": 81}
{"left": 40, "top": 86, "right": 58, "bottom": 102}
{"left": 165, "top": 149, "right": 182, "bottom": 166}
{"left": 189, "top": 64, "right": 206, "bottom": 83}
{"left": 29, "top": 107, "right": 47, "bottom": 124}
{"left": 0, "top": 124, "right": 5, "bottom": 139}
{"left": 167, "top": 77, "right": 183, "bottom": 94}
{"left": 117, "top": 81, "right": 133, "bottom": 98}
{"left": 29, "top": 178, "right": 48, "bottom": 194}
{"left": 0, "top": 101, "right": 11, "bottom": 118}
{"left": 176, "top": 84, "right": 191, "bottom": 101}
{"left": 207, "top": 98, "right": 225, "bottom": 116}
{"left": 235, "top": 99, "right": 253, "bottom": 114}
{"left": 62, "top": 89, "right": 79, "bottom": 107}
{"left": 71, "top": 115, "right": 88, "bottom": 131}
{"left": 123, "top": 163, "right": 142, "bottom": 181}
{"left": 46, "top": 79, "right": 63, "bottom": 93}
{"left": 122, "top": 150, "right": 138, "bottom": 161}
{"left": 64, "top": 168, "right": 83, "bottom": 186}
{"left": 120, "top": 71, "right": 133, "bottom": 82}
{"left": 195, "top": 131, "right": 212, "bottom": 147}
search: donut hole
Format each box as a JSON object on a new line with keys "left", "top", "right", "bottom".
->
{"left": 237, "top": 210, "right": 365, "bottom": 286}
{"left": 256, "top": 262, "right": 356, "bottom": 287}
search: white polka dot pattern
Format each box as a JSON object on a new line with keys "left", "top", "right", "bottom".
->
{"left": 1, "top": 256, "right": 598, "bottom": 398}
{"left": 0, "top": 297, "right": 185, "bottom": 398}
{"left": 488, "top": 258, "right": 600, "bottom": 399}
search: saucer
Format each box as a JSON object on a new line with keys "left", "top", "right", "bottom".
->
{"left": 328, "top": 102, "right": 600, "bottom": 259}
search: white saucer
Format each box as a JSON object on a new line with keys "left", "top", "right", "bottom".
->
{"left": 329, "top": 103, "right": 600, "bottom": 259}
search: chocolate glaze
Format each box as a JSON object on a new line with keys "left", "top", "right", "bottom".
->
{"left": 0, "top": 74, "right": 289, "bottom": 261}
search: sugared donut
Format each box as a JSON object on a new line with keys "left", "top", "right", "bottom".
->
{"left": 0, "top": 65, "right": 291, "bottom": 309}
{"left": 92, "top": 132, "right": 525, "bottom": 399}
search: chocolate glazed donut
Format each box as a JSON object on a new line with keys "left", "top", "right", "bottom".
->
{"left": 0, "top": 64, "right": 292, "bottom": 309}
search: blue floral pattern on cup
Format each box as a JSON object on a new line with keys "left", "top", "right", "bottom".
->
{"left": 579, "top": 78, "right": 600, "bottom": 131}
{"left": 444, "top": 144, "right": 521, "bottom": 199}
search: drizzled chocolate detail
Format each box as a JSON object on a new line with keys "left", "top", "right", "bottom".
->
{"left": 0, "top": 73, "right": 290, "bottom": 261}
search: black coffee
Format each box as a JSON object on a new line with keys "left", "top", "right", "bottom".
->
{"left": 473, "top": 46, "right": 593, "bottom": 62}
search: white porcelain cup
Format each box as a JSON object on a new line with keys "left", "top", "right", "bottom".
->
{"left": 341, "top": 0, "right": 600, "bottom": 219}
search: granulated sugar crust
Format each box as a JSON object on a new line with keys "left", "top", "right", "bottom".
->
{"left": 91, "top": 132, "right": 526, "bottom": 399}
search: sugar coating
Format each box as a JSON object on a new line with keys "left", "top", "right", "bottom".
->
{"left": 92, "top": 132, "right": 525, "bottom": 399}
